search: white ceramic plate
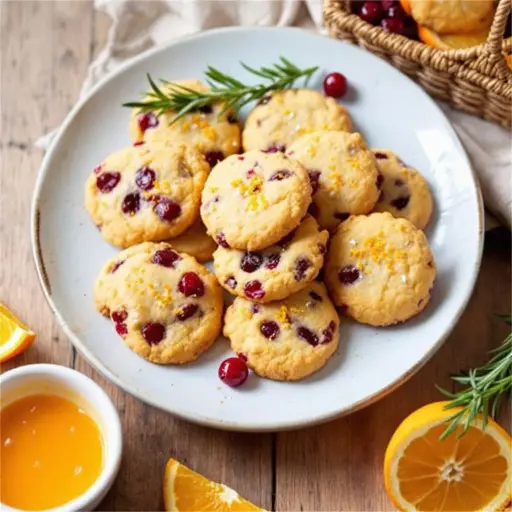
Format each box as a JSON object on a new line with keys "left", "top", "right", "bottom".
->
{"left": 32, "top": 27, "right": 483, "bottom": 431}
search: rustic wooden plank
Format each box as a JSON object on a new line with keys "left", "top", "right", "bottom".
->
{"left": 0, "top": 0, "right": 93, "bottom": 370}
{"left": 276, "top": 230, "right": 511, "bottom": 511}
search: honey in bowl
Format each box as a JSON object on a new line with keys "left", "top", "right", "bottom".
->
{"left": 1, "top": 394, "right": 103, "bottom": 510}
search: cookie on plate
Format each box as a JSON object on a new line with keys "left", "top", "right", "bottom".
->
{"left": 129, "top": 80, "right": 241, "bottom": 168}
{"left": 85, "top": 143, "right": 209, "bottom": 248}
{"left": 223, "top": 282, "right": 340, "bottom": 381}
{"left": 214, "top": 215, "right": 328, "bottom": 302}
{"left": 409, "top": 0, "right": 495, "bottom": 35}
{"left": 166, "top": 219, "right": 216, "bottom": 263}
{"left": 242, "top": 89, "right": 352, "bottom": 152}
{"left": 200, "top": 150, "right": 312, "bottom": 251}
{"left": 94, "top": 242, "right": 223, "bottom": 364}
{"left": 372, "top": 149, "right": 433, "bottom": 230}
{"left": 287, "top": 131, "right": 380, "bottom": 232}
{"left": 325, "top": 213, "right": 436, "bottom": 326}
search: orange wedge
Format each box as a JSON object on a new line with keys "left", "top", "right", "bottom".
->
{"left": 0, "top": 304, "right": 36, "bottom": 362}
{"left": 384, "top": 402, "right": 512, "bottom": 511}
{"left": 419, "top": 25, "right": 490, "bottom": 50}
{"left": 163, "top": 459, "right": 264, "bottom": 511}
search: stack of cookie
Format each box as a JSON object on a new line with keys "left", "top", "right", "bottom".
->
{"left": 85, "top": 81, "right": 436, "bottom": 384}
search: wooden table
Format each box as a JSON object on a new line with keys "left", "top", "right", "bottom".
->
{"left": 1, "top": 2, "right": 511, "bottom": 510}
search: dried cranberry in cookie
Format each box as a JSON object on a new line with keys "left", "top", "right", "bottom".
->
{"left": 129, "top": 80, "right": 241, "bottom": 166}
{"left": 201, "top": 149, "right": 312, "bottom": 251}
{"left": 242, "top": 89, "right": 352, "bottom": 152}
{"left": 371, "top": 149, "right": 433, "bottom": 230}
{"left": 287, "top": 131, "right": 380, "bottom": 233}
{"left": 223, "top": 282, "right": 339, "bottom": 381}
{"left": 93, "top": 242, "right": 223, "bottom": 364}
{"left": 213, "top": 216, "right": 328, "bottom": 302}
{"left": 325, "top": 213, "right": 436, "bottom": 326}
{"left": 85, "top": 142, "right": 209, "bottom": 248}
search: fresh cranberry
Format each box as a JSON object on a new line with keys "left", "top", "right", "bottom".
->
{"left": 297, "top": 326, "right": 319, "bottom": 346}
{"left": 309, "top": 291, "right": 323, "bottom": 302}
{"left": 122, "top": 193, "right": 141, "bottom": 215}
{"left": 308, "top": 170, "right": 321, "bottom": 194}
{"left": 94, "top": 164, "right": 103, "bottom": 174}
{"left": 225, "top": 276, "right": 237, "bottom": 289}
{"left": 240, "top": 252, "right": 263, "bottom": 273}
{"left": 115, "top": 323, "right": 128, "bottom": 336}
{"left": 218, "top": 357, "right": 249, "bottom": 387}
{"left": 110, "top": 260, "right": 124, "bottom": 273}
{"left": 198, "top": 104, "right": 213, "bottom": 114}
{"left": 323, "top": 72, "right": 348, "bottom": 98}
{"left": 334, "top": 212, "right": 350, "bottom": 221}
{"left": 154, "top": 197, "right": 181, "bottom": 222}
{"left": 244, "top": 280, "right": 265, "bottom": 300}
{"left": 394, "top": 178, "right": 405, "bottom": 186}
{"left": 153, "top": 248, "right": 180, "bottom": 268}
{"left": 177, "top": 303, "right": 199, "bottom": 321}
{"left": 277, "top": 231, "right": 295, "bottom": 247}
{"left": 178, "top": 272, "right": 205, "bottom": 297}
{"left": 263, "top": 144, "right": 286, "bottom": 154}
{"left": 216, "top": 232, "right": 230, "bottom": 248}
{"left": 381, "top": 0, "right": 397, "bottom": 8}
{"left": 251, "top": 304, "right": 261, "bottom": 314}
{"left": 391, "top": 196, "right": 410, "bottom": 210}
{"left": 294, "top": 258, "right": 311, "bottom": 281}
{"left": 260, "top": 320, "right": 280, "bottom": 340}
{"left": 135, "top": 166, "right": 156, "bottom": 191}
{"left": 338, "top": 265, "right": 361, "bottom": 285}
{"left": 111, "top": 310, "right": 127, "bottom": 323}
{"left": 141, "top": 322, "right": 166, "bottom": 345}
{"left": 359, "top": 1, "right": 385, "bottom": 24}
{"left": 381, "top": 17, "right": 406, "bottom": 34}
{"left": 264, "top": 253, "right": 281, "bottom": 270}
{"left": 133, "top": 141, "right": 144, "bottom": 147}
{"left": 376, "top": 173, "right": 384, "bottom": 189}
{"left": 204, "top": 151, "right": 225, "bottom": 168}
{"left": 318, "top": 243, "right": 327, "bottom": 255}
{"left": 269, "top": 170, "right": 292, "bottom": 181}
{"left": 96, "top": 172, "right": 121, "bottom": 193}
{"left": 374, "top": 152, "right": 388, "bottom": 160}
{"left": 321, "top": 321, "right": 337, "bottom": 344}
{"left": 138, "top": 112, "right": 159, "bottom": 133}
{"left": 387, "top": 3, "right": 406, "bottom": 19}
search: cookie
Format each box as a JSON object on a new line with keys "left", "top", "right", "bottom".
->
{"left": 214, "top": 216, "right": 328, "bottom": 302}
{"left": 372, "top": 149, "right": 433, "bottom": 230}
{"left": 129, "top": 80, "right": 241, "bottom": 168}
{"left": 410, "top": 0, "right": 495, "bottom": 35}
{"left": 200, "top": 150, "right": 312, "bottom": 251}
{"left": 85, "top": 143, "right": 209, "bottom": 248}
{"left": 94, "top": 242, "right": 223, "bottom": 364}
{"left": 325, "top": 213, "right": 436, "bottom": 326}
{"left": 242, "top": 89, "right": 352, "bottom": 152}
{"left": 166, "top": 219, "right": 216, "bottom": 263}
{"left": 223, "top": 282, "right": 339, "bottom": 381}
{"left": 287, "top": 131, "right": 380, "bottom": 232}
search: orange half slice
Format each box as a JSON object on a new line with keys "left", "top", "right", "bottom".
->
{"left": 419, "top": 25, "right": 490, "bottom": 50}
{"left": 0, "top": 304, "right": 36, "bottom": 362}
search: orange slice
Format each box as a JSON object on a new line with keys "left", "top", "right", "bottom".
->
{"left": 419, "top": 25, "right": 490, "bottom": 50}
{"left": 163, "top": 458, "right": 264, "bottom": 511}
{"left": 0, "top": 304, "right": 36, "bottom": 362}
{"left": 384, "top": 402, "right": 512, "bottom": 511}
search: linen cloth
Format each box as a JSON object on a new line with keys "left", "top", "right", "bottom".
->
{"left": 39, "top": 0, "right": 511, "bottom": 226}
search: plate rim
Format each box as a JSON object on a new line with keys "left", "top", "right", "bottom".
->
{"left": 30, "top": 26, "right": 485, "bottom": 432}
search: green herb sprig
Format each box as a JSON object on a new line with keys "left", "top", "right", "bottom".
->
{"left": 437, "top": 314, "right": 512, "bottom": 440}
{"left": 123, "top": 57, "right": 318, "bottom": 124}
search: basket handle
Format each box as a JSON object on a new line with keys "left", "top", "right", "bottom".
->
{"left": 483, "top": 0, "right": 511, "bottom": 78}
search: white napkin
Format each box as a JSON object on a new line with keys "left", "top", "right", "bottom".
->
{"left": 38, "top": 0, "right": 511, "bottom": 226}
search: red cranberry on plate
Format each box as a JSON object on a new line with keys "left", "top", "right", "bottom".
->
{"left": 323, "top": 72, "right": 348, "bottom": 98}
{"left": 218, "top": 357, "right": 249, "bottom": 387}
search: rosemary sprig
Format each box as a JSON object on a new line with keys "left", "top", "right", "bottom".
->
{"left": 437, "top": 314, "right": 512, "bottom": 440}
{"left": 123, "top": 57, "right": 318, "bottom": 124}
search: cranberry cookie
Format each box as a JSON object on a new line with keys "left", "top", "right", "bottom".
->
{"left": 325, "top": 213, "right": 436, "bottom": 326}
{"left": 214, "top": 216, "right": 328, "bottom": 302}
{"left": 166, "top": 219, "right": 216, "bottom": 263}
{"left": 85, "top": 143, "right": 209, "bottom": 248}
{"left": 242, "top": 89, "right": 352, "bottom": 152}
{"left": 200, "top": 150, "right": 312, "bottom": 251}
{"left": 224, "top": 282, "right": 340, "bottom": 381}
{"left": 130, "top": 80, "right": 241, "bottom": 168}
{"left": 94, "top": 242, "right": 223, "bottom": 364}
{"left": 372, "top": 149, "right": 433, "bottom": 230}
{"left": 287, "top": 131, "right": 380, "bottom": 232}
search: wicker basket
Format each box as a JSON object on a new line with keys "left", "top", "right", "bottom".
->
{"left": 324, "top": 0, "right": 512, "bottom": 129}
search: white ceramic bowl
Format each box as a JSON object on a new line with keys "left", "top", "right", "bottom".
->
{"left": 0, "top": 364, "right": 122, "bottom": 512}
